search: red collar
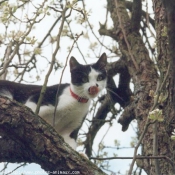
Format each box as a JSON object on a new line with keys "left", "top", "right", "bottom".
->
{"left": 70, "top": 88, "right": 89, "bottom": 103}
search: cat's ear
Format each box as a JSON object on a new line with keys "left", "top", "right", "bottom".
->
{"left": 95, "top": 52, "right": 107, "bottom": 68}
{"left": 70, "top": 56, "right": 81, "bottom": 71}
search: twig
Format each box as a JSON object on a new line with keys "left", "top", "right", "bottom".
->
{"left": 159, "top": 61, "right": 170, "bottom": 91}
{"left": 96, "top": 124, "right": 111, "bottom": 157}
{"left": 0, "top": 0, "right": 7, "bottom": 6}
{"left": 114, "top": 0, "right": 139, "bottom": 70}
{"left": 0, "top": 42, "right": 13, "bottom": 79}
{"left": 35, "top": 6, "right": 68, "bottom": 115}
{"left": 4, "top": 163, "right": 26, "bottom": 175}
{"left": 19, "top": 15, "right": 63, "bottom": 82}
{"left": 0, "top": 0, "right": 48, "bottom": 79}
{"left": 90, "top": 156, "right": 171, "bottom": 160}
{"left": 127, "top": 79, "right": 159, "bottom": 174}
{"left": 128, "top": 62, "right": 171, "bottom": 174}
{"left": 128, "top": 120, "right": 152, "bottom": 175}
{"left": 66, "top": 20, "right": 87, "bottom": 64}
{"left": 145, "top": 0, "right": 156, "bottom": 38}
{"left": 153, "top": 121, "right": 160, "bottom": 175}
{"left": 152, "top": 62, "right": 170, "bottom": 175}
{"left": 82, "top": 1, "right": 113, "bottom": 54}
{"left": 0, "top": 162, "right": 8, "bottom": 174}
{"left": 91, "top": 155, "right": 175, "bottom": 171}
{"left": 52, "top": 32, "right": 83, "bottom": 127}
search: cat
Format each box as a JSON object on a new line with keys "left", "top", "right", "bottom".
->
{"left": 0, "top": 53, "right": 107, "bottom": 149}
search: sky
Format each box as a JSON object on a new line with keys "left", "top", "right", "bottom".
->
{"left": 0, "top": 0, "right": 149, "bottom": 174}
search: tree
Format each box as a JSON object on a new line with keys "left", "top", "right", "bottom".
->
{"left": 1, "top": 0, "right": 175, "bottom": 174}
{"left": 99, "top": 0, "right": 175, "bottom": 174}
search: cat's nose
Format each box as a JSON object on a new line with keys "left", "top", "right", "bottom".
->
{"left": 88, "top": 86, "right": 99, "bottom": 96}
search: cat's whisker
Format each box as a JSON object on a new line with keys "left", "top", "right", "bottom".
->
{"left": 106, "top": 87, "right": 124, "bottom": 102}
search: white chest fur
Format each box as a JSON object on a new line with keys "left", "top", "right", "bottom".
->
{"left": 25, "top": 86, "right": 90, "bottom": 149}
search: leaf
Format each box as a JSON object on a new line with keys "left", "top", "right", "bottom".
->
{"left": 171, "top": 135, "right": 175, "bottom": 141}
{"left": 148, "top": 109, "right": 164, "bottom": 122}
{"left": 34, "top": 48, "right": 42, "bottom": 55}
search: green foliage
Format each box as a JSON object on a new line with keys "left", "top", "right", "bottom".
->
{"left": 171, "top": 129, "right": 175, "bottom": 141}
{"left": 34, "top": 48, "right": 42, "bottom": 55}
{"left": 148, "top": 109, "right": 164, "bottom": 122}
{"left": 114, "top": 139, "right": 120, "bottom": 147}
{"left": 130, "top": 136, "right": 138, "bottom": 148}
{"left": 161, "top": 26, "right": 168, "bottom": 37}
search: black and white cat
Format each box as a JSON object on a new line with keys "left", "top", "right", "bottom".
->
{"left": 0, "top": 53, "right": 107, "bottom": 149}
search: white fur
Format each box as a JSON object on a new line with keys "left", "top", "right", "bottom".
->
{"left": 25, "top": 68, "right": 106, "bottom": 149}
{"left": 70, "top": 67, "right": 106, "bottom": 99}
{"left": 0, "top": 89, "right": 13, "bottom": 99}
{"left": 25, "top": 86, "right": 90, "bottom": 150}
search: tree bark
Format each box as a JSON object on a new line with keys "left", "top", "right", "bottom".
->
{"left": 151, "top": 0, "right": 175, "bottom": 174}
{"left": 0, "top": 96, "right": 106, "bottom": 175}
{"left": 99, "top": 0, "right": 162, "bottom": 174}
{"left": 101, "top": 0, "right": 175, "bottom": 174}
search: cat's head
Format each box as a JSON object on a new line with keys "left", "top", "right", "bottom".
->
{"left": 69, "top": 53, "right": 107, "bottom": 99}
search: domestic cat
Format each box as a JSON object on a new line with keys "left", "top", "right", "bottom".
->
{"left": 0, "top": 53, "right": 107, "bottom": 149}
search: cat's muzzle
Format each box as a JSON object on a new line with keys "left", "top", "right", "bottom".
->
{"left": 88, "top": 86, "right": 99, "bottom": 96}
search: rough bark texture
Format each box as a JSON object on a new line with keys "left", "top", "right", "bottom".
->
{"left": 99, "top": 0, "right": 165, "bottom": 174}
{"left": 100, "top": 0, "right": 158, "bottom": 128}
{"left": 0, "top": 96, "right": 106, "bottom": 175}
{"left": 98, "top": 0, "right": 175, "bottom": 174}
{"left": 152, "top": 0, "right": 175, "bottom": 174}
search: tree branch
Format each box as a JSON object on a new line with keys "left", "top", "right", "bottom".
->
{"left": 84, "top": 58, "right": 132, "bottom": 156}
{"left": 125, "top": 1, "right": 155, "bottom": 28}
{"left": 131, "top": 0, "right": 142, "bottom": 32}
{"left": 0, "top": 96, "right": 106, "bottom": 175}
{"left": 107, "top": 57, "right": 132, "bottom": 107}
{"left": 84, "top": 95, "right": 111, "bottom": 157}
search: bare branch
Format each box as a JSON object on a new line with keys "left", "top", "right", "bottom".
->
{"left": 35, "top": 6, "right": 68, "bottom": 115}
{"left": 53, "top": 32, "right": 83, "bottom": 127}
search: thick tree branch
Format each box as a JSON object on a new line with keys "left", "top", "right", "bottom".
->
{"left": 103, "top": 0, "right": 158, "bottom": 130}
{"left": 131, "top": 0, "right": 142, "bottom": 32}
{"left": 0, "top": 137, "right": 34, "bottom": 163}
{"left": 0, "top": 96, "right": 106, "bottom": 175}
{"left": 107, "top": 57, "right": 132, "bottom": 107}
{"left": 125, "top": 1, "right": 155, "bottom": 28}
{"left": 118, "top": 104, "right": 135, "bottom": 131}
{"left": 84, "top": 58, "right": 132, "bottom": 156}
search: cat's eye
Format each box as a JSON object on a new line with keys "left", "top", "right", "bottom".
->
{"left": 97, "top": 74, "right": 105, "bottom": 81}
{"left": 82, "top": 76, "right": 88, "bottom": 83}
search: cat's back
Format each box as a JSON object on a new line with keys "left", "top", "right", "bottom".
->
{"left": 0, "top": 80, "right": 69, "bottom": 105}
{"left": 0, "top": 80, "right": 40, "bottom": 102}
